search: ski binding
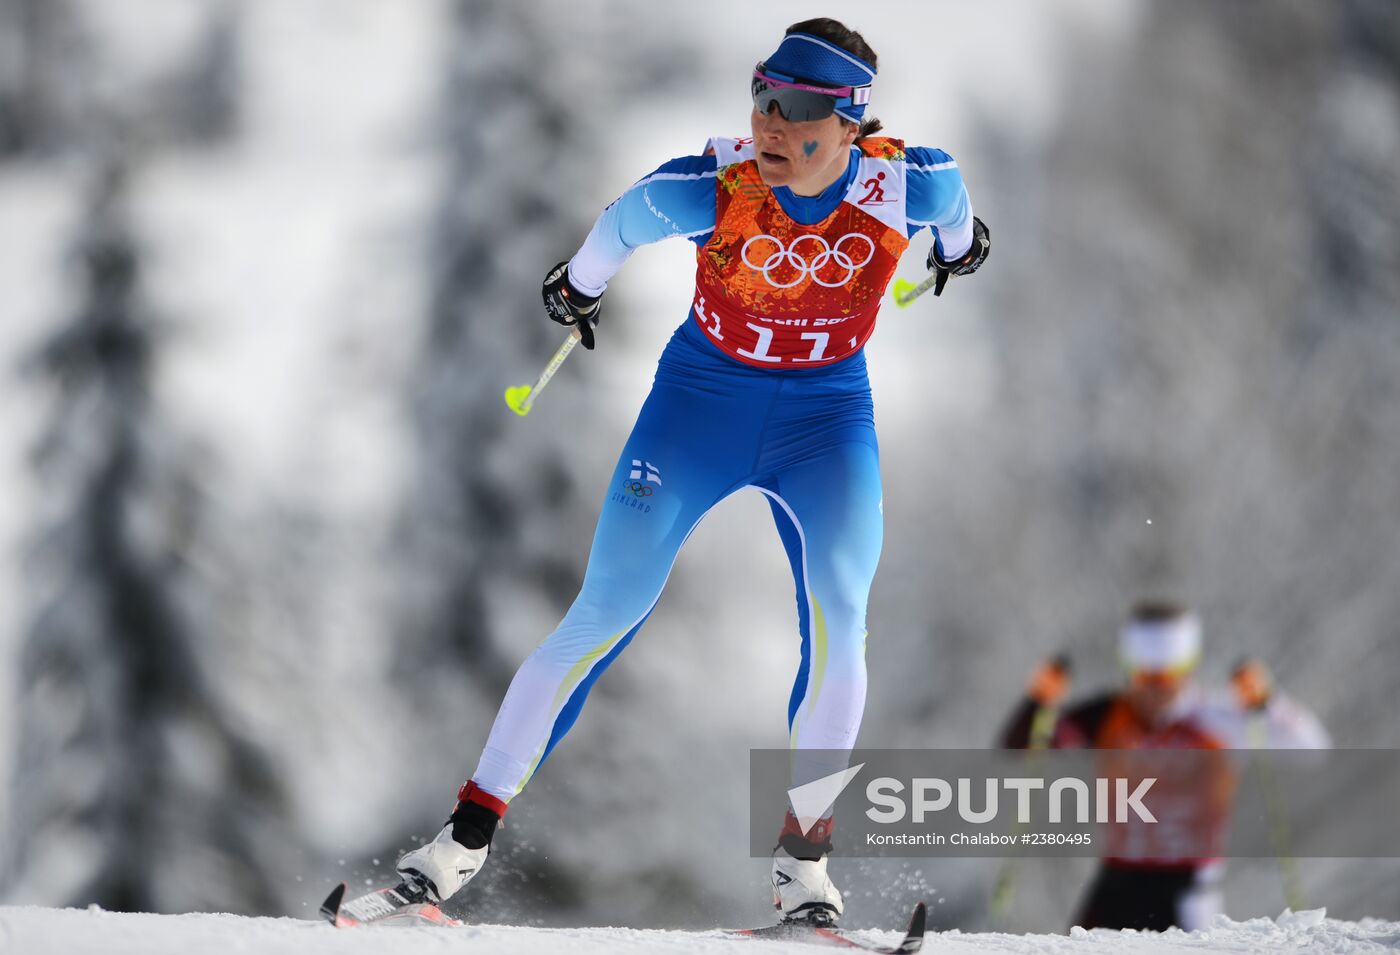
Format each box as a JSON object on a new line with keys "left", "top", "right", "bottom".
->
{"left": 319, "top": 880, "right": 460, "bottom": 928}
{"left": 727, "top": 901, "right": 926, "bottom": 952}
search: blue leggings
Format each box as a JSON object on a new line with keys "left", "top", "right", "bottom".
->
{"left": 473, "top": 320, "right": 883, "bottom": 803}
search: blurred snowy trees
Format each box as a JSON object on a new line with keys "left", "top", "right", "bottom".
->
{"left": 868, "top": 0, "right": 1400, "bottom": 750}
{"left": 393, "top": 0, "right": 603, "bottom": 720}
{"left": 0, "top": 0, "right": 238, "bottom": 156}
{"left": 869, "top": 1, "right": 1399, "bottom": 929}
{"left": 0, "top": 0, "right": 84, "bottom": 156}
{"left": 5, "top": 156, "right": 287, "bottom": 912}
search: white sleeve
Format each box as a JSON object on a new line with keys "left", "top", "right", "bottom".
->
{"left": 1260, "top": 693, "right": 1332, "bottom": 749}
{"left": 566, "top": 154, "right": 718, "bottom": 297}
{"left": 1192, "top": 690, "right": 1330, "bottom": 749}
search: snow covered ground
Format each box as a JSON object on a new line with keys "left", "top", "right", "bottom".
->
{"left": 1, "top": 906, "right": 1396, "bottom": 955}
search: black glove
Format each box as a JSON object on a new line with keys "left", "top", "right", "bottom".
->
{"left": 926, "top": 216, "right": 990, "bottom": 296}
{"left": 541, "top": 261, "right": 602, "bottom": 350}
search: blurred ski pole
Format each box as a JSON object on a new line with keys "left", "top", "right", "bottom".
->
{"left": 1233, "top": 659, "right": 1305, "bottom": 912}
{"left": 990, "top": 654, "right": 1072, "bottom": 924}
{"left": 504, "top": 329, "right": 581, "bottom": 417}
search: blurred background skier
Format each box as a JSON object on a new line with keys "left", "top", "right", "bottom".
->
{"left": 998, "top": 601, "right": 1330, "bottom": 931}
{"left": 381, "top": 16, "right": 989, "bottom": 927}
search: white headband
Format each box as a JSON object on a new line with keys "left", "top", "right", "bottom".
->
{"left": 1119, "top": 614, "right": 1202, "bottom": 671}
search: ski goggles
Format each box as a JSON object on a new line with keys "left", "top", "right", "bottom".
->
{"left": 752, "top": 63, "right": 871, "bottom": 123}
{"left": 1127, "top": 661, "right": 1196, "bottom": 690}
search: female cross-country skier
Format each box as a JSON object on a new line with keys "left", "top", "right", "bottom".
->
{"left": 395, "top": 17, "right": 988, "bottom": 923}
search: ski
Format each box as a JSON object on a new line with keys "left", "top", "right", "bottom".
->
{"left": 321, "top": 879, "right": 923, "bottom": 950}
{"left": 726, "top": 902, "right": 926, "bottom": 953}
{"left": 319, "top": 880, "right": 461, "bottom": 928}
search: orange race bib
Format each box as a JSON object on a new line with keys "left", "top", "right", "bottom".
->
{"left": 693, "top": 137, "right": 911, "bottom": 368}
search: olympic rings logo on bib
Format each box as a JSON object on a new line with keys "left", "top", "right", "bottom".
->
{"left": 740, "top": 232, "right": 876, "bottom": 289}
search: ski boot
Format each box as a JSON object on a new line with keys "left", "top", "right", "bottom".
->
{"left": 396, "top": 782, "right": 501, "bottom": 903}
{"left": 772, "top": 815, "right": 842, "bottom": 924}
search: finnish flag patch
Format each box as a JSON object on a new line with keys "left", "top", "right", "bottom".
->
{"left": 629, "top": 459, "right": 662, "bottom": 486}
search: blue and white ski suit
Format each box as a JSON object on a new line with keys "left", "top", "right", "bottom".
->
{"left": 472, "top": 136, "right": 974, "bottom": 804}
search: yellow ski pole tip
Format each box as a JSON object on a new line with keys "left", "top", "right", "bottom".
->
{"left": 892, "top": 278, "right": 917, "bottom": 307}
{"left": 503, "top": 385, "right": 533, "bottom": 416}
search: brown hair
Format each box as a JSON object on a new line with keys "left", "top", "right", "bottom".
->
{"left": 1128, "top": 600, "right": 1191, "bottom": 624}
{"left": 785, "top": 18, "right": 884, "bottom": 141}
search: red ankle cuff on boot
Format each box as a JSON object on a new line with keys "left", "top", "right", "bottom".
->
{"left": 458, "top": 780, "right": 508, "bottom": 818}
{"left": 782, "top": 810, "right": 834, "bottom": 845}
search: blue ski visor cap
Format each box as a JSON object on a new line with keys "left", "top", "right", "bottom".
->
{"left": 754, "top": 32, "right": 875, "bottom": 123}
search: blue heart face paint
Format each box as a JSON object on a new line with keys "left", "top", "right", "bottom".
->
{"left": 803, "top": 141, "right": 819, "bottom": 157}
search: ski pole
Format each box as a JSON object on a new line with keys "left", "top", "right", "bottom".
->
{"left": 1235, "top": 661, "right": 1305, "bottom": 912}
{"left": 891, "top": 269, "right": 949, "bottom": 308}
{"left": 990, "top": 656, "right": 1071, "bottom": 924}
{"left": 988, "top": 709, "right": 1051, "bottom": 922}
{"left": 503, "top": 329, "right": 581, "bottom": 417}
